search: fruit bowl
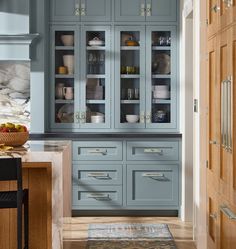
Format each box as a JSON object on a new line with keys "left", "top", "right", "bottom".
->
{"left": 0, "top": 131, "right": 29, "bottom": 147}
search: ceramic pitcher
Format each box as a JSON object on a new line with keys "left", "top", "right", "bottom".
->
{"left": 55, "top": 83, "right": 65, "bottom": 99}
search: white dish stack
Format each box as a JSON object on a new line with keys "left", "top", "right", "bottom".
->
{"left": 153, "top": 85, "right": 170, "bottom": 99}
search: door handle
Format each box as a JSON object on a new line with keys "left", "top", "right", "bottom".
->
{"left": 226, "top": 77, "right": 232, "bottom": 152}
{"left": 209, "top": 140, "right": 217, "bottom": 145}
{"left": 140, "top": 3, "right": 146, "bottom": 16}
{"left": 220, "top": 205, "right": 236, "bottom": 220}
{"left": 209, "top": 213, "right": 217, "bottom": 219}
{"left": 221, "top": 80, "right": 227, "bottom": 149}
{"left": 211, "top": 4, "right": 220, "bottom": 13}
{"left": 146, "top": 3, "right": 152, "bottom": 16}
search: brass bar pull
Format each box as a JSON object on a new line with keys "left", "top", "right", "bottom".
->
{"left": 144, "top": 148, "right": 163, "bottom": 154}
{"left": 220, "top": 206, "right": 236, "bottom": 220}
{"left": 87, "top": 193, "right": 110, "bottom": 200}
{"left": 142, "top": 173, "right": 164, "bottom": 177}
{"left": 87, "top": 172, "right": 110, "bottom": 179}
{"left": 146, "top": 3, "right": 152, "bottom": 16}
{"left": 87, "top": 149, "right": 108, "bottom": 155}
{"left": 140, "top": 3, "right": 146, "bottom": 16}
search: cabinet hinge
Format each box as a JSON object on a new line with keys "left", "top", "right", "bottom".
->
{"left": 206, "top": 160, "right": 209, "bottom": 168}
{"left": 206, "top": 19, "right": 209, "bottom": 26}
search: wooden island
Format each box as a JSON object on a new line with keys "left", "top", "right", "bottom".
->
{"left": 0, "top": 140, "right": 71, "bottom": 249}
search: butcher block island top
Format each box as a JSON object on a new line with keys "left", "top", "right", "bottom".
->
{"left": 0, "top": 140, "right": 72, "bottom": 249}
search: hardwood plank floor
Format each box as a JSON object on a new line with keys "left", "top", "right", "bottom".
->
{"left": 63, "top": 217, "right": 196, "bottom": 249}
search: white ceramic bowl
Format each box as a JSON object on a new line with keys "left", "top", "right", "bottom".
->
{"left": 91, "top": 115, "right": 105, "bottom": 123}
{"left": 126, "top": 115, "right": 139, "bottom": 123}
{"left": 61, "top": 35, "right": 74, "bottom": 46}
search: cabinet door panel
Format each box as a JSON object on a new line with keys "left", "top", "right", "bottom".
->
{"left": 51, "top": 0, "right": 78, "bottom": 22}
{"left": 146, "top": 26, "right": 177, "bottom": 130}
{"left": 219, "top": 0, "right": 234, "bottom": 30}
{"left": 146, "top": 0, "right": 177, "bottom": 22}
{"left": 115, "top": 0, "right": 145, "bottom": 22}
{"left": 207, "top": 37, "right": 220, "bottom": 190}
{"left": 207, "top": 0, "right": 219, "bottom": 38}
{"left": 80, "top": 0, "right": 111, "bottom": 22}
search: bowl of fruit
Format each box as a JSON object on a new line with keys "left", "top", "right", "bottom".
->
{"left": 0, "top": 123, "right": 29, "bottom": 147}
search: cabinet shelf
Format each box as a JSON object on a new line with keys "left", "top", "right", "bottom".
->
{"left": 55, "top": 74, "right": 74, "bottom": 78}
{"left": 121, "top": 46, "right": 140, "bottom": 50}
{"left": 55, "top": 99, "right": 74, "bottom": 104}
{"left": 55, "top": 46, "right": 74, "bottom": 50}
{"left": 152, "top": 99, "right": 171, "bottom": 104}
{"left": 86, "top": 100, "right": 106, "bottom": 104}
{"left": 152, "top": 46, "right": 171, "bottom": 50}
{"left": 152, "top": 74, "right": 171, "bottom": 79}
{"left": 87, "top": 74, "right": 106, "bottom": 79}
{"left": 86, "top": 46, "right": 106, "bottom": 50}
{"left": 121, "top": 100, "right": 140, "bottom": 104}
{"left": 120, "top": 74, "right": 140, "bottom": 79}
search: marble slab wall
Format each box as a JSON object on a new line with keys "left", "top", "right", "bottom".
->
{"left": 0, "top": 61, "right": 30, "bottom": 128}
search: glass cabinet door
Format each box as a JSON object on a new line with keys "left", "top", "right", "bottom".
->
{"left": 80, "top": 26, "right": 111, "bottom": 128}
{"left": 51, "top": 25, "right": 80, "bottom": 130}
{"left": 146, "top": 26, "right": 177, "bottom": 130}
{"left": 115, "top": 26, "right": 146, "bottom": 129}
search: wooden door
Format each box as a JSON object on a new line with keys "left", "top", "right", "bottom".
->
{"left": 230, "top": 25, "right": 236, "bottom": 207}
{"left": 218, "top": 28, "right": 231, "bottom": 201}
{"left": 207, "top": 36, "right": 220, "bottom": 190}
{"left": 207, "top": 0, "right": 220, "bottom": 38}
{"left": 219, "top": 0, "right": 234, "bottom": 31}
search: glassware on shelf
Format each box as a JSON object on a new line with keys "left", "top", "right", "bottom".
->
{"left": 127, "top": 88, "right": 134, "bottom": 100}
{"left": 98, "top": 53, "right": 105, "bottom": 74}
{"left": 134, "top": 88, "right": 139, "bottom": 100}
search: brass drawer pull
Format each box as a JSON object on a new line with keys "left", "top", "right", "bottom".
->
{"left": 87, "top": 193, "right": 110, "bottom": 200}
{"left": 87, "top": 149, "right": 108, "bottom": 155}
{"left": 142, "top": 173, "right": 164, "bottom": 178}
{"left": 220, "top": 205, "right": 236, "bottom": 220}
{"left": 87, "top": 172, "right": 110, "bottom": 179}
{"left": 144, "top": 148, "right": 163, "bottom": 154}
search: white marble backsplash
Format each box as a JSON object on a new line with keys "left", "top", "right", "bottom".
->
{"left": 0, "top": 62, "right": 30, "bottom": 128}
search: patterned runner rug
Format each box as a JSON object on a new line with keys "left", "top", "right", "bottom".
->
{"left": 87, "top": 223, "right": 177, "bottom": 249}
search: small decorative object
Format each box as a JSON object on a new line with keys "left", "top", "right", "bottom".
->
{"left": 86, "top": 80, "right": 104, "bottom": 100}
{"left": 57, "top": 104, "right": 74, "bottom": 123}
{"left": 88, "top": 37, "right": 105, "bottom": 46}
{"left": 153, "top": 110, "right": 167, "bottom": 123}
{"left": 63, "top": 55, "right": 74, "bottom": 74}
{"left": 0, "top": 123, "right": 29, "bottom": 146}
{"left": 152, "top": 53, "right": 170, "bottom": 74}
{"left": 55, "top": 83, "right": 65, "bottom": 99}
{"left": 61, "top": 35, "right": 74, "bottom": 46}
{"left": 126, "top": 115, "right": 139, "bottom": 123}
{"left": 58, "top": 66, "right": 67, "bottom": 74}
{"left": 91, "top": 113, "right": 105, "bottom": 123}
{"left": 125, "top": 37, "right": 139, "bottom": 46}
{"left": 63, "top": 87, "right": 74, "bottom": 100}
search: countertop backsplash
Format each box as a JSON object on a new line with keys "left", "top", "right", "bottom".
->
{"left": 0, "top": 61, "right": 30, "bottom": 129}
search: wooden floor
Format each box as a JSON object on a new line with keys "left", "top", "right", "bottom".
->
{"left": 63, "top": 217, "right": 196, "bottom": 249}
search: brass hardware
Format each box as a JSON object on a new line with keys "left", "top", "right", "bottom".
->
{"left": 75, "top": 3, "right": 80, "bottom": 16}
{"left": 209, "top": 140, "right": 217, "bottom": 145}
{"left": 220, "top": 205, "right": 236, "bottom": 220}
{"left": 146, "top": 3, "right": 152, "bottom": 16}
{"left": 211, "top": 4, "right": 220, "bottom": 12}
{"left": 87, "top": 149, "right": 108, "bottom": 155}
{"left": 140, "top": 3, "right": 146, "bottom": 16}
{"left": 142, "top": 173, "right": 164, "bottom": 177}
{"left": 144, "top": 148, "right": 163, "bottom": 154}
{"left": 223, "top": 0, "right": 233, "bottom": 8}
{"left": 87, "top": 193, "right": 110, "bottom": 200}
{"left": 80, "top": 112, "right": 86, "bottom": 123}
{"left": 140, "top": 111, "right": 145, "bottom": 123}
{"left": 87, "top": 172, "right": 110, "bottom": 179}
{"left": 209, "top": 213, "right": 217, "bottom": 219}
{"left": 146, "top": 112, "right": 151, "bottom": 123}
{"left": 75, "top": 112, "right": 80, "bottom": 123}
{"left": 80, "top": 3, "right": 86, "bottom": 16}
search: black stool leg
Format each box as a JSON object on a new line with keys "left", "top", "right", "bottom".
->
{"left": 24, "top": 190, "right": 29, "bottom": 249}
{"left": 17, "top": 203, "right": 22, "bottom": 249}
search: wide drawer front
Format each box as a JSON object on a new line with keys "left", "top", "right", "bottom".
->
{"left": 73, "top": 141, "right": 123, "bottom": 161}
{"left": 127, "top": 164, "right": 179, "bottom": 206}
{"left": 72, "top": 185, "right": 123, "bottom": 207}
{"left": 73, "top": 164, "right": 122, "bottom": 185}
{"left": 126, "top": 141, "right": 179, "bottom": 161}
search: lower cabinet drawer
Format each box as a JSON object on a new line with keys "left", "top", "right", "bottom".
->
{"left": 127, "top": 141, "right": 179, "bottom": 161}
{"left": 72, "top": 185, "right": 123, "bottom": 208}
{"left": 73, "top": 164, "right": 122, "bottom": 185}
{"left": 73, "top": 141, "right": 123, "bottom": 161}
{"left": 127, "top": 164, "right": 179, "bottom": 207}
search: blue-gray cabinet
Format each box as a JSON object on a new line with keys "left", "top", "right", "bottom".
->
{"left": 72, "top": 138, "right": 181, "bottom": 211}
{"left": 115, "top": 0, "right": 177, "bottom": 22}
{"left": 51, "top": 0, "right": 111, "bottom": 22}
{"left": 115, "top": 26, "right": 178, "bottom": 131}
{"left": 50, "top": 25, "right": 111, "bottom": 130}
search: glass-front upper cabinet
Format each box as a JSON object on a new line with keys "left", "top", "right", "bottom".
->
{"left": 50, "top": 25, "right": 111, "bottom": 130}
{"left": 115, "top": 26, "right": 177, "bottom": 131}
{"left": 146, "top": 26, "right": 177, "bottom": 130}
{"left": 50, "top": 25, "right": 79, "bottom": 130}
{"left": 80, "top": 26, "right": 111, "bottom": 129}
{"left": 115, "top": 26, "right": 146, "bottom": 129}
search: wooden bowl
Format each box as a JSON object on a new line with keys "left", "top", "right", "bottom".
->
{"left": 0, "top": 132, "right": 29, "bottom": 147}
